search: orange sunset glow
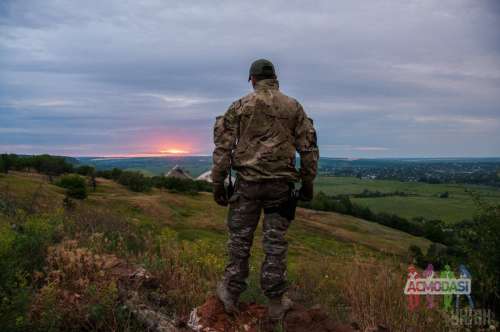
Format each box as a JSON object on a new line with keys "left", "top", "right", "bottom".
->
{"left": 147, "top": 135, "right": 196, "bottom": 156}
{"left": 160, "top": 148, "right": 190, "bottom": 155}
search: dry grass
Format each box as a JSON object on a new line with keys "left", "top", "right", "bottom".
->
{"left": 140, "top": 227, "right": 225, "bottom": 317}
{"left": 30, "top": 240, "right": 132, "bottom": 332}
{"left": 292, "top": 254, "right": 450, "bottom": 331}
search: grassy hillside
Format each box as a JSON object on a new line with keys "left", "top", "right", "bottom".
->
{"left": 315, "top": 176, "right": 500, "bottom": 223}
{"left": 0, "top": 172, "right": 447, "bottom": 331}
{"left": 0, "top": 172, "right": 431, "bottom": 261}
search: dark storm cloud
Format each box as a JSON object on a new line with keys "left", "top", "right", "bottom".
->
{"left": 1, "top": 0, "right": 499, "bottom": 157}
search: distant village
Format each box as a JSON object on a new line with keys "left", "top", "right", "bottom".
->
{"left": 324, "top": 161, "right": 500, "bottom": 187}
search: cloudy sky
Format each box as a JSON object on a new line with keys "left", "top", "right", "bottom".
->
{"left": 1, "top": 0, "right": 499, "bottom": 157}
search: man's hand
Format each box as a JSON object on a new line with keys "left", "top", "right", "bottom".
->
{"left": 299, "top": 180, "right": 314, "bottom": 201}
{"left": 213, "top": 182, "right": 228, "bottom": 206}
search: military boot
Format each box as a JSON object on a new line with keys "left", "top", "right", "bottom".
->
{"left": 216, "top": 282, "right": 239, "bottom": 315}
{"left": 268, "top": 294, "right": 294, "bottom": 321}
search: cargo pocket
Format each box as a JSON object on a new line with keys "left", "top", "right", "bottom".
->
{"left": 263, "top": 181, "right": 290, "bottom": 206}
{"left": 226, "top": 193, "right": 241, "bottom": 229}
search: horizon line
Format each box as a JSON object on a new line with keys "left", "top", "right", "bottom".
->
{"left": 2, "top": 152, "right": 500, "bottom": 159}
{"left": 72, "top": 155, "right": 500, "bottom": 159}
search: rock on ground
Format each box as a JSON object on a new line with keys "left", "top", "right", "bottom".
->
{"left": 186, "top": 296, "right": 360, "bottom": 332}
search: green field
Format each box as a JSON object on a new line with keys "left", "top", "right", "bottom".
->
{"left": 315, "top": 176, "right": 500, "bottom": 223}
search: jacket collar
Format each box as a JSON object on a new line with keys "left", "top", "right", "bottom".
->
{"left": 254, "top": 79, "right": 279, "bottom": 92}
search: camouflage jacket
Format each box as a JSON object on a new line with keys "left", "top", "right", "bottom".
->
{"left": 212, "top": 79, "right": 319, "bottom": 184}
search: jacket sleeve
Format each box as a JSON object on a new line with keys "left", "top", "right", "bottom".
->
{"left": 294, "top": 102, "right": 319, "bottom": 182}
{"left": 211, "top": 101, "right": 239, "bottom": 184}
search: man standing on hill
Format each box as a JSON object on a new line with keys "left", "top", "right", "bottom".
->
{"left": 211, "top": 59, "right": 319, "bottom": 321}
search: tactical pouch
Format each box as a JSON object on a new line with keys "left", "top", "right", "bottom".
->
{"left": 283, "top": 188, "right": 299, "bottom": 221}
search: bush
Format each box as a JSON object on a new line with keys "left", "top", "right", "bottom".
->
{"left": 56, "top": 175, "right": 87, "bottom": 199}
{"left": 422, "top": 219, "right": 446, "bottom": 243}
{"left": 0, "top": 215, "right": 63, "bottom": 331}
{"left": 152, "top": 176, "right": 212, "bottom": 193}
{"left": 32, "top": 155, "right": 74, "bottom": 176}
{"left": 95, "top": 168, "right": 123, "bottom": 181}
{"left": 76, "top": 165, "right": 95, "bottom": 176}
{"left": 0, "top": 154, "right": 14, "bottom": 173}
{"left": 117, "top": 171, "right": 152, "bottom": 192}
{"left": 455, "top": 202, "right": 500, "bottom": 313}
{"left": 439, "top": 191, "right": 449, "bottom": 198}
{"left": 408, "top": 244, "right": 424, "bottom": 266}
{"left": 194, "top": 180, "right": 213, "bottom": 193}
{"left": 111, "top": 168, "right": 123, "bottom": 181}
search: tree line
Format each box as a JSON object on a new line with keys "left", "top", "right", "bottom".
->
{"left": 96, "top": 167, "right": 212, "bottom": 193}
{"left": 299, "top": 191, "right": 447, "bottom": 243}
{"left": 0, "top": 154, "right": 74, "bottom": 177}
{"left": 0, "top": 154, "right": 212, "bottom": 198}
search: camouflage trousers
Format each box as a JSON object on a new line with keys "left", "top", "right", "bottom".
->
{"left": 221, "top": 178, "right": 293, "bottom": 299}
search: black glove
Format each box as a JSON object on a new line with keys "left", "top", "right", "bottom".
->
{"left": 213, "top": 182, "right": 228, "bottom": 206}
{"left": 299, "top": 180, "right": 314, "bottom": 201}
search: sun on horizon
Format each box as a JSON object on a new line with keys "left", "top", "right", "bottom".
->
{"left": 159, "top": 148, "right": 190, "bottom": 155}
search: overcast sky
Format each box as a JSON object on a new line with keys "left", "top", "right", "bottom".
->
{"left": 1, "top": 0, "right": 499, "bottom": 157}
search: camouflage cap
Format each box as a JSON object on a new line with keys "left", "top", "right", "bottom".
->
{"left": 248, "top": 59, "right": 276, "bottom": 81}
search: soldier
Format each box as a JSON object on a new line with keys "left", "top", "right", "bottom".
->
{"left": 211, "top": 59, "right": 319, "bottom": 321}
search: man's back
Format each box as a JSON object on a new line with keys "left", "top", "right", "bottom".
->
{"left": 212, "top": 78, "right": 318, "bottom": 183}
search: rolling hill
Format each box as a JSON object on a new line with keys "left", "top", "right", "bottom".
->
{"left": 1, "top": 172, "right": 431, "bottom": 257}
{"left": 0, "top": 171, "right": 444, "bottom": 331}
